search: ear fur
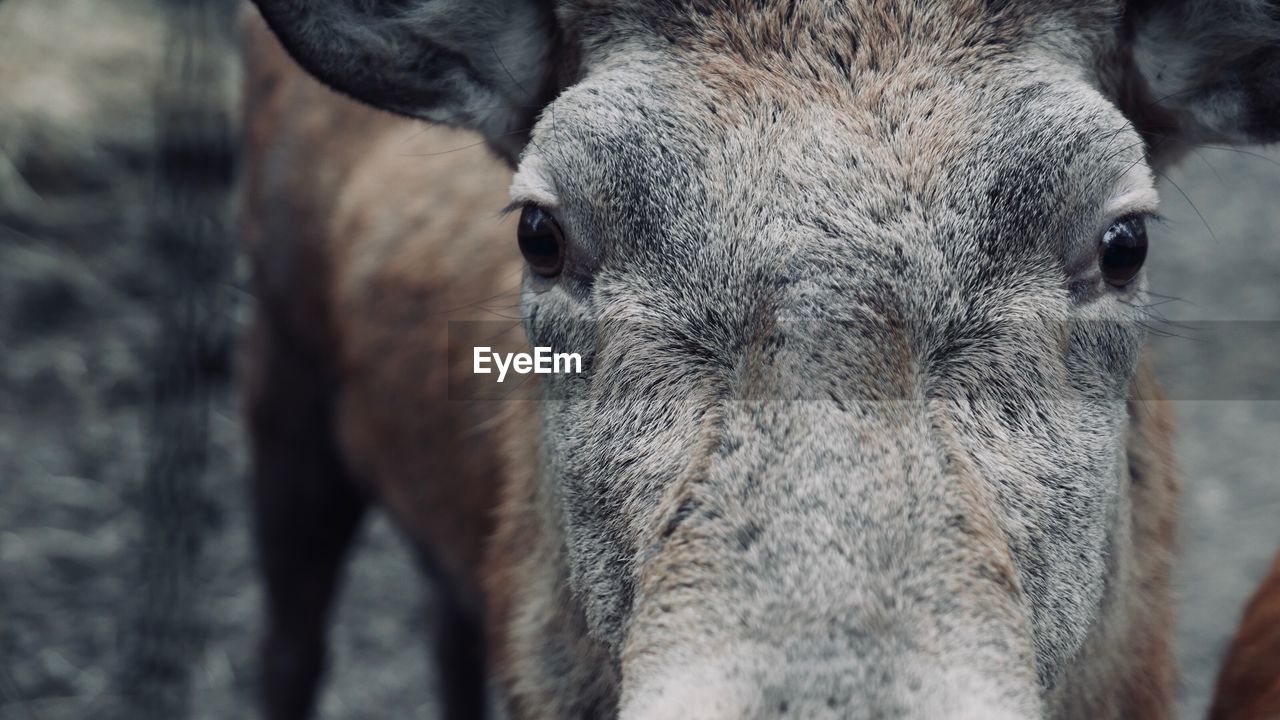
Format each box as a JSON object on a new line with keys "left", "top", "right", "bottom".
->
{"left": 251, "top": 0, "right": 561, "bottom": 159}
{"left": 1119, "top": 0, "right": 1280, "bottom": 163}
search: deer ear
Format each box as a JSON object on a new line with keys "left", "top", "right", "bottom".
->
{"left": 1120, "top": 0, "right": 1280, "bottom": 163}
{"left": 251, "top": 0, "right": 561, "bottom": 157}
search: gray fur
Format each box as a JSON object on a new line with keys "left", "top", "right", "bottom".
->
{"left": 512, "top": 53, "right": 1150, "bottom": 717}
{"left": 250, "top": 0, "right": 1280, "bottom": 716}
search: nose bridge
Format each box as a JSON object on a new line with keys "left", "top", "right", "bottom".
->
{"left": 622, "top": 394, "right": 1040, "bottom": 717}
{"left": 732, "top": 224, "right": 933, "bottom": 404}
{"left": 711, "top": 396, "right": 1021, "bottom": 623}
{"left": 621, "top": 658, "right": 1037, "bottom": 720}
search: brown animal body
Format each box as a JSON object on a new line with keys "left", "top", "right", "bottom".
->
{"left": 1211, "top": 552, "right": 1280, "bottom": 720}
{"left": 238, "top": 0, "right": 1280, "bottom": 718}
{"left": 241, "top": 17, "right": 531, "bottom": 718}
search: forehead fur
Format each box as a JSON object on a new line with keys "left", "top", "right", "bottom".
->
{"left": 519, "top": 19, "right": 1149, "bottom": 274}
{"left": 533, "top": 0, "right": 1140, "bottom": 207}
{"left": 559, "top": 0, "right": 1123, "bottom": 89}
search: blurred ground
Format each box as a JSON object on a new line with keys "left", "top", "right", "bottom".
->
{"left": 1151, "top": 149, "right": 1280, "bottom": 718}
{"left": 0, "top": 1, "right": 1276, "bottom": 719}
{"left": 0, "top": 2, "right": 438, "bottom": 718}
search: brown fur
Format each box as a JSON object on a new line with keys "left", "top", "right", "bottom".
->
{"left": 242, "top": 13, "right": 533, "bottom": 717}
{"left": 1210, "top": 552, "right": 1280, "bottom": 720}
{"left": 243, "top": 9, "right": 530, "bottom": 592}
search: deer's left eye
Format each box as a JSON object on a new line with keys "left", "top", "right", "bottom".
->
{"left": 517, "top": 205, "right": 564, "bottom": 278}
{"left": 1099, "top": 215, "right": 1148, "bottom": 287}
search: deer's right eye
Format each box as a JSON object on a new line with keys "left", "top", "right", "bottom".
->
{"left": 1098, "top": 215, "right": 1148, "bottom": 287}
{"left": 517, "top": 205, "right": 564, "bottom": 278}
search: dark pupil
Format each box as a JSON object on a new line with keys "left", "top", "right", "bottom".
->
{"left": 1099, "top": 216, "right": 1148, "bottom": 286}
{"left": 518, "top": 206, "right": 563, "bottom": 276}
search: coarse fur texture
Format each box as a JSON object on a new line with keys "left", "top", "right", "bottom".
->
{"left": 242, "top": 0, "right": 1279, "bottom": 718}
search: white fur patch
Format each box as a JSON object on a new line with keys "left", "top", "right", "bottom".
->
{"left": 619, "top": 654, "right": 762, "bottom": 720}
{"left": 509, "top": 154, "right": 559, "bottom": 208}
{"left": 1104, "top": 166, "right": 1159, "bottom": 220}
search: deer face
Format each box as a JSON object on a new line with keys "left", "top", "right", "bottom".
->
{"left": 507, "top": 43, "right": 1158, "bottom": 719}
{"left": 253, "top": 0, "right": 1279, "bottom": 717}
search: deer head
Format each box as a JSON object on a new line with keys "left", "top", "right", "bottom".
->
{"left": 251, "top": 0, "right": 1278, "bottom": 716}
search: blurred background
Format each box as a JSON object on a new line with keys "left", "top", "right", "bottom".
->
{"left": 0, "top": 1, "right": 1276, "bottom": 718}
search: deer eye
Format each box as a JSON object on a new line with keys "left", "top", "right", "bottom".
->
{"left": 1098, "top": 215, "right": 1148, "bottom": 287}
{"left": 517, "top": 205, "right": 564, "bottom": 278}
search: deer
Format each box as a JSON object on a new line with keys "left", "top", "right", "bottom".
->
{"left": 1210, "top": 551, "right": 1280, "bottom": 720}
{"left": 239, "top": 0, "right": 1280, "bottom": 718}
